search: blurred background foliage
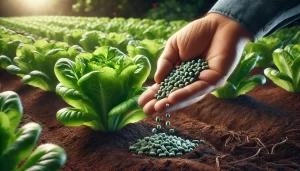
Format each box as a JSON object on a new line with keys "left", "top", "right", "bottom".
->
{"left": 0, "top": 0, "right": 217, "bottom": 21}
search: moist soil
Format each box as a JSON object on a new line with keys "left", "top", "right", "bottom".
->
{"left": 1, "top": 69, "right": 300, "bottom": 171}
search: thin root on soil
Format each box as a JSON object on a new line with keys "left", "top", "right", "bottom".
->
{"left": 271, "top": 137, "right": 288, "bottom": 154}
{"left": 216, "top": 154, "right": 228, "bottom": 170}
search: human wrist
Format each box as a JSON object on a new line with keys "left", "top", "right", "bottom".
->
{"left": 205, "top": 13, "right": 254, "bottom": 41}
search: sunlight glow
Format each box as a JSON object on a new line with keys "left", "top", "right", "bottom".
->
{"left": 15, "top": 0, "right": 55, "bottom": 14}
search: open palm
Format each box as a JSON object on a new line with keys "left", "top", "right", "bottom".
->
{"left": 138, "top": 13, "right": 253, "bottom": 115}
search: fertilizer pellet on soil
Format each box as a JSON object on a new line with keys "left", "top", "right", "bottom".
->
{"left": 129, "top": 133, "right": 205, "bottom": 157}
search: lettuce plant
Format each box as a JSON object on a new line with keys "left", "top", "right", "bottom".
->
{"left": 6, "top": 40, "right": 83, "bottom": 91}
{"left": 264, "top": 44, "right": 300, "bottom": 92}
{"left": 243, "top": 37, "right": 282, "bottom": 68}
{"left": 127, "top": 39, "right": 165, "bottom": 79}
{"left": 54, "top": 46, "right": 151, "bottom": 131}
{"left": 99, "top": 32, "right": 133, "bottom": 53}
{"left": 64, "top": 29, "right": 84, "bottom": 46}
{"left": 79, "top": 31, "right": 102, "bottom": 52}
{"left": 212, "top": 53, "right": 266, "bottom": 99}
{"left": 0, "top": 27, "right": 35, "bottom": 69}
{"left": 0, "top": 91, "right": 66, "bottom": 171}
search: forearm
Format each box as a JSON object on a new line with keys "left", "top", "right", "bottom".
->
{"left": 209, "top": 0, "right": 300, "bottom": 41}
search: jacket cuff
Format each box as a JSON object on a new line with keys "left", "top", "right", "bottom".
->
{"left": 209, "top": 0, "right": 300, "bottom": 41}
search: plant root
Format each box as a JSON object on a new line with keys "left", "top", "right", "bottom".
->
{"left": 230, "top": 147, "right": 264, "bottom": 165}
{"left": 271, "top": 137, "right": 288, "bottom": 154}
{"left": 215, "top": 154, "right": 228, "bottom": 170}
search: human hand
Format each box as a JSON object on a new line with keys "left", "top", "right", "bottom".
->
{"left": 138, "top": 13, "right": 253, "bottom": 115}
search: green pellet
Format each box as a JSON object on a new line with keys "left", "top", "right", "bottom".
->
{"left": 157, "top": 125, "right": 162, "bottom": 129}
{"left": 192, "top": 140, "right": 199, "bottom": 143}
{"left": 152, "top": 128, "right": 157, "bottom": 134}
{"left": 172, "top": 148, "right": 178, "bottom": 152}
{"left": 129, "top": 146, "right": 137, "bottom": 151}
{"left": 166, "top": 104, "right": 170, "bottom": 108}
{"left": 149, "top": 152, "right": 156, "bottom": 156}
{"left": 157, "top": 149, "right": 162, "bottom": 153}
{"left": 166, "top": 121, "right": 171, "bottom": 126}
{"left": 159, "top": 153, "right": 166, "bottom": 157}
{"left": 155, "top": 117, "right": 160, "bottom": 122}
{"left": 155, "top": 144, "right": 161, "bottom": 148}
{"left": 169, "top": 153, "right": 175, "bottom": 157}
{"left": 199, "top": 140, "right": 205, "bottom": 144}
{"left": 176, "top": 152, "right": 183, "bottom": 156}
{"left": 169, "top": 129, "right": 175, "bottom": 133}
{"left": 166, "top": 113, "right": 171, "bottom": 118}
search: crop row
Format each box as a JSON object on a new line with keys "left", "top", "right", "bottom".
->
{"left": 0, "top": 19, "right": 166, "bottom": 79}
{"left": 0, "top": 25, "right": 151, "bottom": 132}
{"left": 0, "top": 16, "right": 188, "bottom": 40}
{"left": 0, "top": 18, "right": 299, "bottom": 99}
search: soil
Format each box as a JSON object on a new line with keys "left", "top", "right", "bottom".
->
{"left": 1, "top": 68, "right": 300, "bottom": 171}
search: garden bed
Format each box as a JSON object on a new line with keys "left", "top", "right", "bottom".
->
{"left": 1, "top": 69, "right": 299, "bottom": 171}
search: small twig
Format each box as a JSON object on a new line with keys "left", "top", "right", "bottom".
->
{"left": 232, "top": 148, "right": 263, "bottom": 164}
{"left": 224, "top": 136, "right": 232, "bottom": 147}
{"left": 216, "top": 155, "right": 228, "bottom": 170}
{"left": 285, "top": 129, "right": 300, "bottom": 134}
{"left": 271, "top": 137, "right": 288, "bottom": 154}
{"left": 251, "top": 137, "right": 269, "bottom": 154}
{"left": 251, "top": 138, "right": 266, "bottom": 148}
{"left": 245, "top": 135, "right": 249, "bottom": 142}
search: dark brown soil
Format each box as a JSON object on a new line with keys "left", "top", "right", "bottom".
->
{"left": 1, "top": 69, "right": 300, "bottom": 171}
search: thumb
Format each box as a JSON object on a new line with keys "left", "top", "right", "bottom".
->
{"left": 154, "top": 36, "right": 179, "bottom": 83}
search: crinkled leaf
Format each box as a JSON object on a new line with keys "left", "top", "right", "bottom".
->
{"left": 108, "top": 96, "right": 146, "bottom": 130}
{"left": 78, "top": 69, "right": 123, "bottom": 129}
{"left": 64, "top": 29, "right": 84, "bottom": 45}
{"left": 19, "top": 144, "right": 66, "bottom": 171}
{"left": 291, "top": 57, "right": 300, "bottom": 92}
{"left": 0, "top": 112, "right": 15, "bottom": 156}
{"left": 55, "top": 83, "right": 96, "bottom": 114}
{"left": 57, "top": 107, "right": 100, "bottom": 129}
{"left": 68, "top": 45, "right": 84, "bottom": 59}
{"left": 211, "top": 82, "right": 237, "bottom": 99}
{"left": 6, "top": 65, "right": 26, "bottom": 77}
{"left": 264, "top": 68, "right": 294, "bottom": 92}
{"left": 0, "top": 91, "right": 23, "bottom": 133}
{"left": 244, "top": 42, "right": 272, "bottom": 67}
{"left": 93, "top": 46, "right": 126, "bottom": 63}
{"left": 0, "top": 55, "right": 12, "bottom": 69}
{"left": 228, "top": 53, "right": 259, "bottom": 86}
{"left": 237, "top": 75, "right": 266, "bottom": 96}
{"left": 5, "top": 40, "right": 22, "bottom": 58}
{"left": 273, "top": 49, "right": 294, "bottom": 77}
{"left": 130, "top": 55, "right": 151, "bottom": 88}
{"left": 79, "top": 31, "right": 101, "bottom": 52}
{"left": 55, "top": 58, "right": 79, "bottom": 89}
{"left": 22, "top": 71, "right": 55, "bottom": 91}
{"left": 0, "top": 122, "right": 41, "bottom": 171}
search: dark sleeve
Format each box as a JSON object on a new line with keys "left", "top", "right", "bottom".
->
{"left": 209, "top": 0, "right": 300, "bottom": 41}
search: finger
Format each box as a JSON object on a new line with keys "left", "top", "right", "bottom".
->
{"left": 154, "top": 37, "right": 179, "bottom": 83}
{"left": 169, "top": 80, "right": 212, "bottom": 104}
{"left": 152, "top": 98, "right": 169, "bottom": 113}
{"left": 143, "top": 99, "right": 158, "bottom": 115}
{"left": 198, "top": 69, "right": 227, "bottom": 88}
{"left": 166, "top": 94, "right": 206, "bottom": 113}
{"left": 138, "top": 83, "right": 159, "bottom": 107}
{"left": 153, "top": 80, "right": 212, "bottom": 112}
